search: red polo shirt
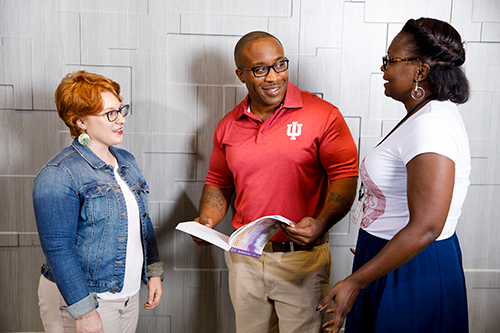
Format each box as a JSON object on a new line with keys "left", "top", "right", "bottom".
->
{"left": 206, "top": 83, "right": 358, "bottom": 242}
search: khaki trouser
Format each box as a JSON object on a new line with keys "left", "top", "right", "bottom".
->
{"left": 225, "top": 242, "right": 331, "bottom": 333}
{"left": 38, "top": 275, "right": 139, "bottom": 333}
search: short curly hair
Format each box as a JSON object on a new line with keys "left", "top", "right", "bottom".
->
{"left": 55, "top": 71, "right": 122, "bottom": 138}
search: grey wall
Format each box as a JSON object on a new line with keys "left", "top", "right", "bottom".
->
{"left": 1, "top": 0, "right": 499, "bottom": 332}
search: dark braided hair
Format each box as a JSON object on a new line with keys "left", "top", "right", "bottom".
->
{"left": 401, "top": 18, "right": 470, "bottom": 104}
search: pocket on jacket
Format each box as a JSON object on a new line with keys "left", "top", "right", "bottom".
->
{"left": 82, "top": 184, "right": 113, "bottom": 220}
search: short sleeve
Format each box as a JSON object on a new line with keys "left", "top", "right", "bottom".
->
{"left": 400, "top": 113, "right": 459, "bottom": 165}
{"left": 319, "top": 108, "right": 359, "bottom": 180}
{"left": 205, "top": 123, "right": 235, "bottom": 189}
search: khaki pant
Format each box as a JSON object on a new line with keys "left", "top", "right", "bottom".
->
{"left": 38, "top": 275, "right": 139, "bottom": 333}
{"left": 225, "top": 242, "right": 331, "bottom": 333}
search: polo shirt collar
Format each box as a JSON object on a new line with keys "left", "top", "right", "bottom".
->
{"left": 236, "top": 82, "right": 303, "bottom": 120}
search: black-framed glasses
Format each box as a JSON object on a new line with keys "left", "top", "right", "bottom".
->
{"left": 102, "top": 104, "right": 130, "bottom": 122}
{"left": 382, "top": 56, "right": 424, "bottom": 70}
{"left": 238, "top": 58, "right": 289, "bottom": 78}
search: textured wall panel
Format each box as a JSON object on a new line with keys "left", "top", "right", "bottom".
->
{"left": 136, "top": 1, "right": 180, "bottom": 54}
{"left": 140, "top": 83, "right": 198, "bottom": 134}
{"left": 482, "top": 23, "right": 500, "bottom": 41}
{"left": 466, "top": 283, "right": 500, "bottom": 332}
{"left": 460, "top": 91, "right": 492, "bottom": 142}
{"left": 0, "top": 246, "right": 46, "bottom": 331}
{"left": 54, "top": 0, "right": 148, "bottom": 15}
{"left": 0, "top": 0, "right": 80, "bottom": 110}
{"left": 80, "top": 13, "right": 138, "bottom": 66}
{"left": 297, "top": 48, "right": 342, "bottom": 103}
{"left": 166, "top": 34, "right": 241, "bottom": 85}
{"left": 2, "top": 0, "right": 500, "bottom": 332}
{"left": 459, "top": 186, "right": 500, "bottom": 269}
{"left": 452, "top": 0, "right": 483, "bottom": 43}
{"left": 466, "top": 42, "right": 500, "bottom": 91}
{"left": 0, "top": 110, "right": 63, "bottom": 175}
{"left": 269, "top": 0, "right": 300, "bottom": 59}
{"left": 339, "top": 2, "right": 387, "bottom": 118}
{"left": 0, "top": 37, "right": 32, "bottom": 110}
{"left": 137, "top": 315, "right": 171, "bottom": 332}
{"left": 181, "top": 14, "right": 268, "bottom": 35}
{"left": 171, "top": 0, "right": 291, "bottom": 17}
{"left": 364, "top": 0, "right": 452, "bottom": 23}
{"left": 472, "top": 0, "right": 500, "bottom": 22}
{"left": 298, "top": 0, "right": 344, "bottom": 55}
{"left": 0, "top": 177, "right": 36, "bottom": 232}
{"left": 0, "top": 85, "right": 14, "bottom": 109}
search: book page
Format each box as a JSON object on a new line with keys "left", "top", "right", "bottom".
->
{"left": 175, "top": 222, "right": 231, "bottom": 251}
{"left": 229, "top": 215, "right": 295, "bottom": 255}
{"left": 176, "top": 215, "right": 295, "bottom": 258}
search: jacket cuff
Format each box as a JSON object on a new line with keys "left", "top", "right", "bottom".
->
{"left": 147, "top": 262, "right": 164, "bottom": 280}
{"left": 61, "top": 292, "right": 99, "bottom": 319}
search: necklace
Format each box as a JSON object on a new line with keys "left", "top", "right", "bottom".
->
{"left": 352, "top": 94, "right": 437, "bottom": 225}
{"left": 376, "top": 94, "right": 436, "bottom": 147}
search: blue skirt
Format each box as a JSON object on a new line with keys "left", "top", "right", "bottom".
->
{"left": 345, "top": 229, "right": 468, "bottom": 333}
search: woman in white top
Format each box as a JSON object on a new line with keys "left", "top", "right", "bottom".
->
{"left": 317, "top": 18, "right": 471, "bottom": 333}
{"left": 34, "top": 71, "right": 164, "bottom": 333}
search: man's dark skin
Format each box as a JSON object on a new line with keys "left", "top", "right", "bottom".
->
{"left": 192, "top": 33, "right": 357, "bottom": 247}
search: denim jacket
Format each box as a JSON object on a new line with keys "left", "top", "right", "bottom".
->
{"left": 33, "top": 139, "right": 163, "bottom": 319}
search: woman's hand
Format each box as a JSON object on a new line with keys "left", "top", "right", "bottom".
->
{"left": 75, "top": 309, "right": 104, "bottom": 333}
{"left": 317, "top": 277, "right": 361, "bottom": 333}
{"left": 317, "top": 153, "right": 455, "bottom": 332}
{"left": 144, "top": 276, "right": 163, "bottom": 310}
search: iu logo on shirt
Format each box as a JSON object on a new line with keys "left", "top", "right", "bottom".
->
{"left": 286, "top": 121, "right": 303, "bottom": 140}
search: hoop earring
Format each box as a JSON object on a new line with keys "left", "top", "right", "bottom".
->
{"left": 78, "top": 132, "right": 90, "bottom": 145}
{"left": 411, "top": 79, "right": 425, "bottom": 100}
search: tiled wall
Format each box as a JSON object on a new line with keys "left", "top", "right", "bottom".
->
{"left": 1, "top": 0, "right": 499, "bottom": 331}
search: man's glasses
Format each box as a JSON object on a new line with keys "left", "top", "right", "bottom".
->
{"left": 238, "top": 59, "right": 289, "bottom": 78}
{"left": 382, "top": 56, "right": 424, "bottom": 70}
{"left": 102, "top": 104, "right": 130, "bottom": 122}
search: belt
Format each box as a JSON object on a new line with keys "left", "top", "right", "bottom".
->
{"left": 263, "top": 233, "right": 328, "bottom": 253}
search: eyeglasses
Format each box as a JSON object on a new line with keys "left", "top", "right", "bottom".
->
{"left": 382, "top": 56, "right": 424, "bottom": 70}
{"left": 238, "top": 59, "right": 289, "bottom": 78}
{"left": 102, "top": 104, "right": 130, "bottom": 122}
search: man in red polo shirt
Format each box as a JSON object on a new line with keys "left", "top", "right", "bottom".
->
{"left": 193, "top": 31, "right": 358, "bottom": 332}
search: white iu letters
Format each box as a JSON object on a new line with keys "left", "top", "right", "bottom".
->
{"left": 286, "top": 121, "right": 303, "bottom": 140}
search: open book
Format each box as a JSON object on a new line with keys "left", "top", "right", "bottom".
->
{"left": 175, "top": 215, "right": 295, "bottom": 258}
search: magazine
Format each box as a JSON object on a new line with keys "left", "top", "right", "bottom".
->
{"left": 175, "top": 215, "right": 295, "bottom": 258}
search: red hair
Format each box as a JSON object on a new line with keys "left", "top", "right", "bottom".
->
{"left": 55, "top": 71, "right": 122, "bottom": 138}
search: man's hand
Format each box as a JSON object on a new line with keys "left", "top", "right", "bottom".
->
{"left": 280, "top": 217, "right": 326, "bottom": 246}
{"left": 191, "top": 215, "right": 216, "bottom": 246}
{"left": 281, "top": 177, "right": 358, "bottom": 246}
{"left": 144, "top": 276, "right": 163, "bottom": 310}
{"left": 75, "top": 309, "right": 104, "bottom": 333}
{"left": 192, "top": 185, "right": 231, "bottom": 246}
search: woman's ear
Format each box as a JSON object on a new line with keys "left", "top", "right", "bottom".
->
{"left": 76, "top": 118, "right": 86, "bottom": 131}
{"left": 417, "top": 62, "right": 431, "bottom": 81}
